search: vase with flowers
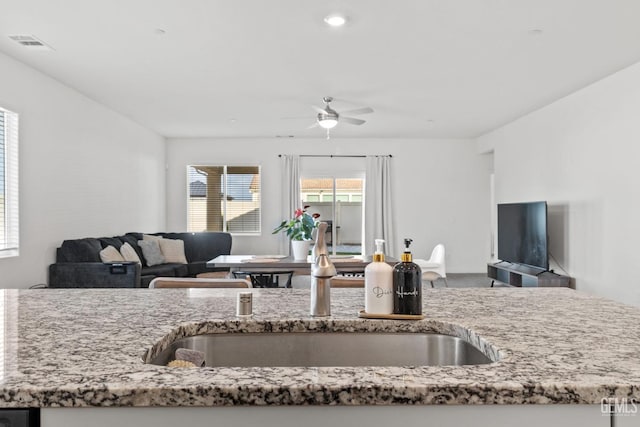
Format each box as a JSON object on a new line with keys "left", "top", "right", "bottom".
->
{"left": 273, "top": 206, "right": 320, "bottom": 260}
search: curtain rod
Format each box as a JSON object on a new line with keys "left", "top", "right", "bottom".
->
{"left": 277, "top": 154, "right": 392, "bottom": 158}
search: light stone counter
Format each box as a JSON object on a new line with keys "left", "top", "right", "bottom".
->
{"left": 0, "top": 287, "right": 639, "bottom": 407}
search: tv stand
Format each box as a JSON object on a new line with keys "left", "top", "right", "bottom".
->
{"left": 487, "top": 262, "right": 571, "bottom": 287}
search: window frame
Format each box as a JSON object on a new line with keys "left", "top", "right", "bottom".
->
{"left": 186, "top": 164, "right": 262, "bottom": 236}
{"left": 0, "top": 107, "right": 19, "bottom": 259}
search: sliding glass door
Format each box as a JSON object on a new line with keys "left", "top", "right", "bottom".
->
{"left": 300, "top": 177, "right": 364, "bottom": 255}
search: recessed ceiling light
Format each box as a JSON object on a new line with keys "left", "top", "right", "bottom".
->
{"left": 324, "top": 14, "right": 347, "bottom": 27}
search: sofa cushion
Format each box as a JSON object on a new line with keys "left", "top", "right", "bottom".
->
{"left": 126, "top": 232, "right": 144, "bottom": 240}
{"left": 58, "top": 238, "right": 102, "bottom": 262}
{"left": 140, "top": 263, "right": 188, "bottom": 277}
{"left": 160, "top": 232, "right": 232, "bottom": 263}
{"left": 140, "top": 264, "right": 176, "bottom": 278}
{"left": 158, "top": 238, "right": 188, "bottom": 264}
{"left": 98, "top": 237, "right": 124, "bottom": 250}
{"left": 172, "top": 263, "right": 190, "bottom": 277}
{"left": 138, "top": 240, "right": 165, "bottom": 266}
{"left": 99, "top": 245, "right": 125, "bottom": 263}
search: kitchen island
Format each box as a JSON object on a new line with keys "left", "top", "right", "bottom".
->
{"left": 1, "top": 287, "right": 638, "bottom": 426}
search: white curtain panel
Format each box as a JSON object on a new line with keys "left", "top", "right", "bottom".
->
{"left": 279, "top": 155, "right": 301, "bottom": 255}
{"left": 364, "top": 155, "right": 396, "bottom": 258}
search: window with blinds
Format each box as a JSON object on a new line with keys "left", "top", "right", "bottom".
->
{"left": 187, "top": 165, "right": 261, "bottom": 234}
{"left": 0, "top": 107, "right": 19, "bottom": 258}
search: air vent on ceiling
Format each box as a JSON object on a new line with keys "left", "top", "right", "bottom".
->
{"left": 8, "top": 34, "right": 54, "bottom": 51}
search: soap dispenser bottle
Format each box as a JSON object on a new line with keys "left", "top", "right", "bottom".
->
{"left": 364, "top": 239, "right": 393, "bottom": 315}
{"left": 393, "top": 238, "right": 423, "bottom": 315}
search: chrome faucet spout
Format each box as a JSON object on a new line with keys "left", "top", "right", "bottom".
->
{"left": 310, "top": 222, "right": 336, "bottom": 317}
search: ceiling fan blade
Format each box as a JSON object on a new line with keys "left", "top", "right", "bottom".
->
{"left": 280, "top": 116, "right": 311, "bottom": 120}
{"left": 307, "top": 121, "right": 320, "bottom": 129}
{"left": 340, "top": 107, "right": 374, "bottom": 116}
{"left": 312, "top": 105, "right": 329, "bottom": 114}
{"left": 341, "top": 117, "right": 366, "bottom": 125}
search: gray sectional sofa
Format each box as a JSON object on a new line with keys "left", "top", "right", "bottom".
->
{"left": 48, "top": 232, "right": 232, "bottom": 288}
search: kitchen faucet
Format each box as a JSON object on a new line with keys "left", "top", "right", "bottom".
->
{"left": 310, "top": 222, "right": 336, "bottom": 316}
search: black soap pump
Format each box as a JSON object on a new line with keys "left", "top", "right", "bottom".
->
{"left": 393, "top": 238, "right": 423, "bottom": 315}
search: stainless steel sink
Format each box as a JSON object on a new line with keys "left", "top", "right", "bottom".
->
{"left": 149, "top": 333, "right": 493, "bottom": 367}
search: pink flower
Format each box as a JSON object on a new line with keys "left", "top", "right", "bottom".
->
{"left": 272, "top": 206, "right": 320, "bottom": 239}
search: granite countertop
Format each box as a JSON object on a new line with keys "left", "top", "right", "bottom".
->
{"left": 0, "top": 287, "right": 639, "bottom": 407}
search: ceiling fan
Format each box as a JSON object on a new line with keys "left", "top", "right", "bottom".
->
{"left": 310, "top": 97, "right": 374, "bottom": 138}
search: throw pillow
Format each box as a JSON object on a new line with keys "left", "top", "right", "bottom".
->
{"left": 99, "top": 245, "right": 125, "bottom": 263}
{"left": 138, "top": 240, "right": 165, "bottom": 267}
{"left": 117, "top": 235, "right": 145, "bottom": 261}
{"left": 143, "top": 234, "right": 163, "bottom": 241}
{"left": 158, "top": 238, "right": 188, "bottom": 264}
{"left": 119, "top": 242, "right": 142, "bottom": 264}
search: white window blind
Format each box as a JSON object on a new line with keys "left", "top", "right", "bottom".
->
{"left": 187, "top": 165, "right": 261, "bottom": 234}
{"left": 0, "top": 108, "right": 19, "bottom": 258}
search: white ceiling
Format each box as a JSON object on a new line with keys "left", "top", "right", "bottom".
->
{"left": 1, "top": 0, "right": 640, "bottom": 139}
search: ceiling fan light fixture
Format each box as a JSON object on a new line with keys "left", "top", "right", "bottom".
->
{"left": 318, "top": 117, "right": 338, "bottom": 129}
{"left": 324, "top": 14, "right": 347, "bottom": 27}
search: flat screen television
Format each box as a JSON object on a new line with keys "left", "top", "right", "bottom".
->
{"left": 497, "top": 201, "right": 548, "bottom": 270}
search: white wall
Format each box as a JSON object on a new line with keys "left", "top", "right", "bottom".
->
{"left": 166, "top": 138, "right": 492, "bottom": 273}
{"left": 478, "top": 61, "right": 640, "bottom": 306}
{"left": 0, "top": 52, "right": 166, "bottom": 288}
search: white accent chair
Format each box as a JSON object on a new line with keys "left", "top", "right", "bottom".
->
{"left": 414, "top": 244, "right": 448, "bottom": 288}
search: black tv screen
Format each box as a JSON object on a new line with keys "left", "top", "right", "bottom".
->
{"left": 497, "top": 201, "right": 548, "bottom": 270}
